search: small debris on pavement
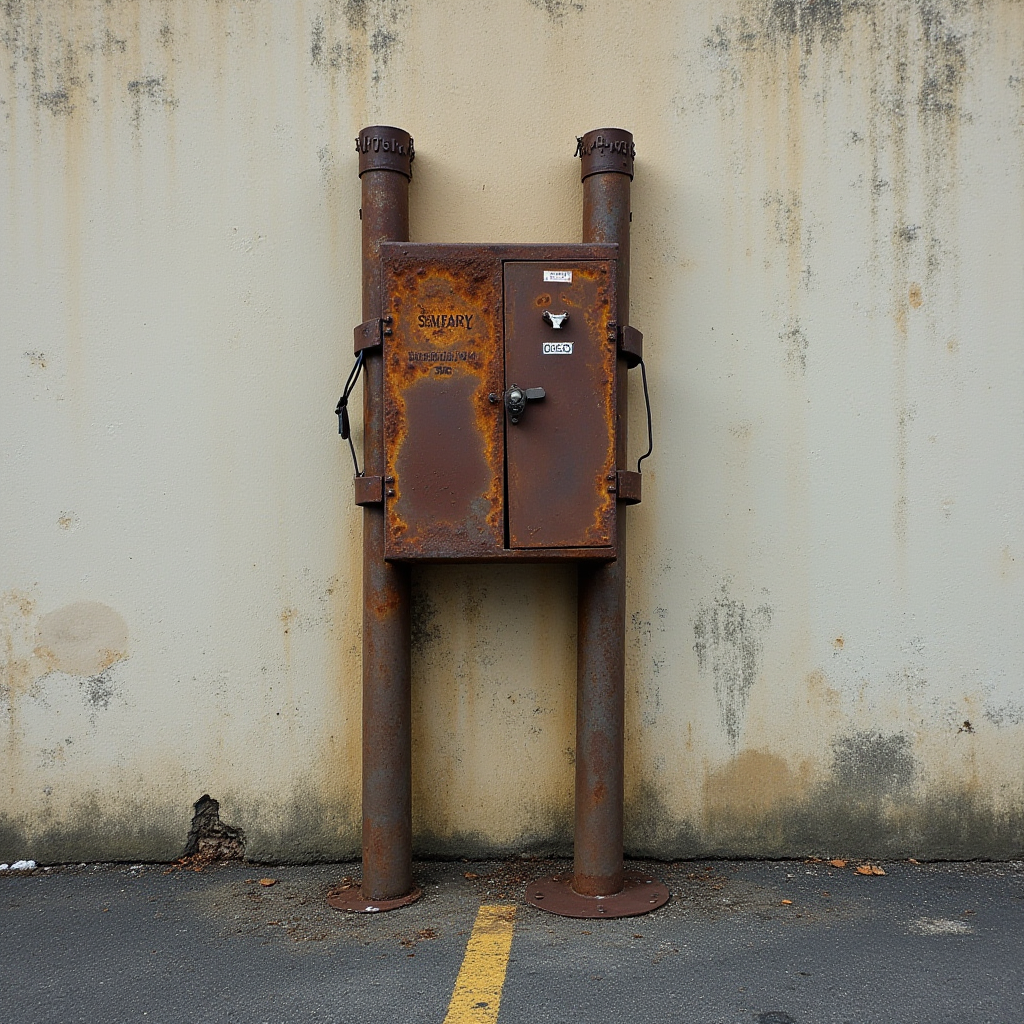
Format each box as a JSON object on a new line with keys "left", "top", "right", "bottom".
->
{"left": 855, "top": 864, "right": 886, "bottom": 876}
{"left": 259, "top": 878, "right": 278, "bottom": 887}
{"left": 828, "top": 859, "right": 847, "bottom": 868}
{"left": 781, "top": 899, "right": 793, "bottom": 905}
{"left": 1, "top": 860, "right": 37, "bottom": 872}
{"left": 464, "top": 872, "right": 478, "bottom": 879}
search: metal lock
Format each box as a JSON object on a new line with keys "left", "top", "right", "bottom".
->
{"left": 504, "top": 384, "right": 546, "bottom": 424}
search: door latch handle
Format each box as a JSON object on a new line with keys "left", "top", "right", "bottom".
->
{"left": 504, "top": 384, "right": 546, "bottom": 423}
{"left": 542, "top": 310, "right": 569, "bottom": 329}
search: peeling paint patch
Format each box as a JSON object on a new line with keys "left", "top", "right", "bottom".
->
{"left": 184, "top": 795, "right": 246, "bottom": 860}
{"left": 693, "top": 586, "right": 773, "bottom": 748}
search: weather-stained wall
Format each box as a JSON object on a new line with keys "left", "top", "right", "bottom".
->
{"left": 2, "top": 0, "right": 1024, "bottom": 863}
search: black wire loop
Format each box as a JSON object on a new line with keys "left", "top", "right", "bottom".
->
{"left": 335, "top": 350, "right": 365, "bottom": 477}
{"left": 637, "top": 356, "right": 653, "bottom": 473}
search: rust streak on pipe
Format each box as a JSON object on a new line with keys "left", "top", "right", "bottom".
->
{"left": 575, "top": 127, "right": 633, "bottom": 898}
{"left": 358, "top": 126, "right": 414, "bottom": 902}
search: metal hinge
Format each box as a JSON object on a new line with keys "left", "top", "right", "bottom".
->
{"left": 353, "top": 316, "right": 393, "bottom": 355}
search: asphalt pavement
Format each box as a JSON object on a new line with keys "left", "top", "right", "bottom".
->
{"left": 1, "top": 857, "right": 1022, "bottom": 1023}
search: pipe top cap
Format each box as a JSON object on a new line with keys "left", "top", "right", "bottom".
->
{"left": 356, "top": 126, "right": 415, "bottom": 179}
{"left": 576, "top": 128, "right": 634, "bottom": 181}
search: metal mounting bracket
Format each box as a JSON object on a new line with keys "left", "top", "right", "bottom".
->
{"left": 354, "top": 475, "right": 384, "bottom": 506}
{"left": 619, "top": 325, "right": 643, "bottom": 368}
{"left": 616, "top": 470, "right": 642, "bottom": 505}
{"left": 353, "top": 316, "right": 393, "bottom": 355}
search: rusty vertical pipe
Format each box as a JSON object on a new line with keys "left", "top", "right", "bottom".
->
{"left": 358, "top": 126, "right": 414, "bottom": 902}
{"left": 575, "top": 129, "right": 634, "bottom": 897}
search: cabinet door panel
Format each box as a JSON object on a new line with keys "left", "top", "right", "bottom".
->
{"left": 504, "top": 261, "right": 617, "bottom": 550}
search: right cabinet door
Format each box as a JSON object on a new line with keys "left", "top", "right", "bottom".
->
{"left": 503, "top": 260, "right": 617, "bottom": 550}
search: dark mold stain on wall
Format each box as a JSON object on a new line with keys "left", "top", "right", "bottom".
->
{"left": 0, "top": 783, "right": 361, "bottom": 865}
{"left": 410, "top": 575, "right": 445, "bottom": 654}
{"left": 238, "top": 781, "right": 360, "bottom": 863}
{"left": 1, "top": 3, "right": 178, "bottom": 126}
{"left": 761, "top": 0, "right": 854, "bottom": 49}
{"left": 415, "top": 800, "right": 572, "bottom": 860}
{"left": 830, "top": 729, "right": 915, "bottom": 795}
{"left": 779, "top": 319, "right": 809, "bottom": 372}
{"left": 704, "top": 0, "right": 861, "bottom": 60}
{"left": 310, "top": 0, "right": 406, "bottom": 79}
{"left": 528, "top": 0, "right": 586, "bottom": 22}
{"left": 693, "top": 585, "right": 773, "bottom": 748}
{"left": 628, "top": 729, "right": 1024, "bottom": 860}
{"left": 918, "top": 1, "right": 968, "bottom": 121}
{"left": 0, "top": 795, "right": 187, "bottom": 864}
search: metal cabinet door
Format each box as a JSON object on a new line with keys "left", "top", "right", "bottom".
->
{"left": 382, "top": 253, "right": 505, "bottom": 559}
{"left": 503, "top": 261, "right": 617, "bottom": 549}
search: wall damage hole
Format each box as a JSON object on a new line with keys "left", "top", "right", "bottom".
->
{"left": 183, "top": 795, "right": 246, "bottom": 861}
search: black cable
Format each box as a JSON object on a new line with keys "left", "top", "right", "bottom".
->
{"left": 335, "top": 350, "right": 365, "bottom": 477}
{"left": 637, "top": 356, "right": 653, "bottom": 473}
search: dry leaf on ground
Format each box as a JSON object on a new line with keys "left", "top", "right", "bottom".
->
{"left": 259, "top": 878, "right": 278, "bottom": 887}
{"left": 464, "top": 872, "right": 478, "bottom": 879}
{"left": 855, "top": 864, "right": 886, "bottom": 876}
{"left": 829, "top": 859, "right": 847, "bottom": 868}
{"left": 781, "top": 899, "right": 793, "bottom": 905}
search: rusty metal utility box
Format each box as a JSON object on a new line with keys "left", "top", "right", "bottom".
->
{"left": 378, "top": 243, "right": 621, "bottom": 562}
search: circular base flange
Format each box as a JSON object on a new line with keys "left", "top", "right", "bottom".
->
{"left": 327, "top": 882, "right": 423, "bottom": 913}
{"left": 525, "top": 871, "right": 669, "bottom": 919}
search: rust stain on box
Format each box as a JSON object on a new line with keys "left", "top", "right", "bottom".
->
{"left": 383, "top": 248, "right": 505, "bottom": 560}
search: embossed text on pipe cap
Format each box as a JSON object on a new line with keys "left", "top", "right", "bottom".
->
{"left": 357, "top": 126, "right": 415, "bottom": 179}
{"left": 576, "top": 128, "right": 634, "bottom": 181}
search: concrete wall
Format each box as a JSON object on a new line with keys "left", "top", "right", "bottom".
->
{"left": 2, "top": 0, "right": 1023, "bottom": 863}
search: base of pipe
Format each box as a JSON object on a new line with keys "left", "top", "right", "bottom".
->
{"left": 524, "top": 870, "right": 669, "bottom": 919}
{"left": 327, "top": 882, "right": 423, "bottom": 913}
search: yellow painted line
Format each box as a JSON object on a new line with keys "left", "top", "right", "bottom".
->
{"left": 442, "top": 904, "right": 517, "bottom": 1024}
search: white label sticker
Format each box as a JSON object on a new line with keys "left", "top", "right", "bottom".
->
{"left": 543, "top": 270, "right": 572, "bottom": 283}
{"left": 542, "top": 342, "right": 573, "bottom": 355}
